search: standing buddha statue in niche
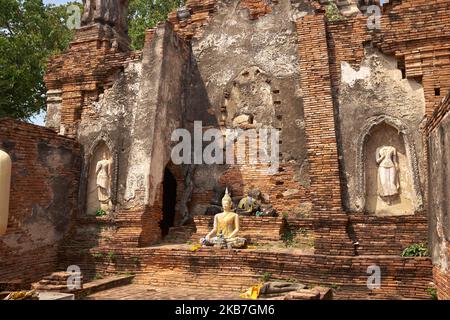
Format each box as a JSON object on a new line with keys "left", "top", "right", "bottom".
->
{"left": 376, "top": 145, "right": 399, "bottom": 204}
{"left": 96, "top": 151, "right": 112, "bottom": 211}
{"left": 200, "top": 188, "right": 247, "bottom": 249}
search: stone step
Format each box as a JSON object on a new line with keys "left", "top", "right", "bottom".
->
{"left": 76, "top": 275, "right": 135, "bottom": 299}
{"left": 32, "top": 271, "right": 134, "bottom": 299}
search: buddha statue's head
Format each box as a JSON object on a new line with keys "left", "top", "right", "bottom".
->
{"left": 222, "top": 187, "right": 232, "bottom": 211}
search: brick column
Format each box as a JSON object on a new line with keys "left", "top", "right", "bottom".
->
{"left": 296, "top": 15, "right": 342, "bottom": 212}
{"left": 60, "top": 85, "right": 83, "bottom": 138}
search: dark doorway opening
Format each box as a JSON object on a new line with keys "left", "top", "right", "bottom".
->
{"left": 160, "top": 167, "right": 177, "bottom": 238}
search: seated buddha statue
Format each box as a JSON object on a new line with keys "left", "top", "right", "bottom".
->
{"left": 200, "top": 188, "right": 247, "bottom": 249}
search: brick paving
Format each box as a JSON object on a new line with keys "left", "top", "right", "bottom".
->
{"left": 85, "top": 284, "right": 242, "bottom": 300}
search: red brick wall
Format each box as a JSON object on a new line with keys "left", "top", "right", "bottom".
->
{"left": 64, "top": 246, "right": 433, "bottom": 299}
{"left": 239, "top": 0, "right": 273, "bottom": 20}
{"left": 433, "top": 246, "right": 449, "bottom": 300}
{"left": 0, "top": 119, "right": 80, "bottom": 285}
{"left": 348, "top": 215, "right": 429, "bottom": 256}
{"left": 188, "top": 164, "right": 310, "bottom": 217}
{"left": 167, "top": 0, "right": 276, "bottom": 42}
{"left": 373, "top": 0, "right": 450, "bottom": 116}
{"left": 326, "top": 16, "right": 371, "bottom": 92}
{"left": 296, "top": 15, "right": 343, "bottom": 212}
{"left": 168, "top": 0, "right": 217, "bottom": 41}
{"left": 218, "top": 164, "right": 310, "bottom": 215}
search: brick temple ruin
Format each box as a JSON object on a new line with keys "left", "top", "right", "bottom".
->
{"left": 0, "top": 0, "right": 449, "bottom": 299}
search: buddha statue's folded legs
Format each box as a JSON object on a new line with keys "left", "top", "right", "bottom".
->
{"left": 200, "top": 236, "right": 247, "bottom": 249}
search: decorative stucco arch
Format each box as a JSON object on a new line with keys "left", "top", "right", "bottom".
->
{"left": 355, "top": 115, "right": 423, "bottom": 213}
{"left": 221, "top": 65, "right": 278, "bottom": 129}
{"left": 80, "top": 132, "right": 119, "bottom": 215}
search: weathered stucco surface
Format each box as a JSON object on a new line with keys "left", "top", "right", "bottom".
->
{"left": 77, "top": 23, "right": 189, "bottom": 212}
{"left": 185, "top": 0, "right": 311, "bottom": 212}
{"left": 428, "top": 111, "right": 449, "bottom": 269}
{"left": 76, "top": 56, "right": 141, "bottom": 211}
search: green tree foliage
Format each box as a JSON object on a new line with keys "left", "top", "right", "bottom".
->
{"left": 0, "top": 0, "right": 183, "bottom": 119}
{"left": 0, "top": 0, "right": 80, "bottom": 119}
{"left": 128, "top": 0, "right": 185, "bottom": 50}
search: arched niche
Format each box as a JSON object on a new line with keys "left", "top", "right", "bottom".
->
{"left": 222, "top": 66, "right": 275, "bottom": 128}
{"left": 86, "top": 141, "right": 113, "bottom": 215}
{"left": 355, "top": 116, "right": 423, "bottom": 215}
{"left": 0, "top": 150, "right": 12, "bottom": 235}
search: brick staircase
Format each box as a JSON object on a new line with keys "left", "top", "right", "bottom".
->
{"left": 32, "top": 271, "right": 83, "bottom": 293}
{"left": 31, "top": 271, "right": 134, "bottom": 299}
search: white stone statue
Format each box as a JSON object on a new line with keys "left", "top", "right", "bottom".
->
{"left": 0, "top": 150, "right": 11, "bottom": 235}
{"left": 376, "top": 145, "right": 399, "bottom": 202}
{"left": 96, "top": 151, "right": 112, "bottom": 211}
{"left": 200, "top": 188, "right": 247, "bottom": 249}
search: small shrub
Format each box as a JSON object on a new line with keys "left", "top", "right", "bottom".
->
{"left": 281, "top": 228, "right": 296, "bottom": 247}
{"left": 260, "top": 272, "right": 272, "bottom": 282}
{"left": 93, "top": 274, "right": 104, "bottom": 280}
{"left": 107, "top": 251, "right": 116, "bottom": 261}
{"left": 91, "top": 252, "right": 103, "bottom": 259}
{"left": 427, "top": 287, "right": 438, "bottom": 300}
{"left": 401, "top": 243, "right": 429, "bottom": 257}
{"left": 96, "top": 209, "right": 107, "bottom": 217}
{"left": 307, "top": 283, "right": 319, "bottom": 289}
{"left": 331, "top": 284, "right": 340, "bottom": 290}
{"left": 281, "top": 225, "right": 308, "bottom": 247}
{"left": 325, "top": 1, "right": 345, "bottom": 21}
{"left": 132, "top": 256, "right": 140, "bottom": 264}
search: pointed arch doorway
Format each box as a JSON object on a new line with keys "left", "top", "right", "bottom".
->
{"left": 160, "top": 167, "right": 177, "bottom": 238}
